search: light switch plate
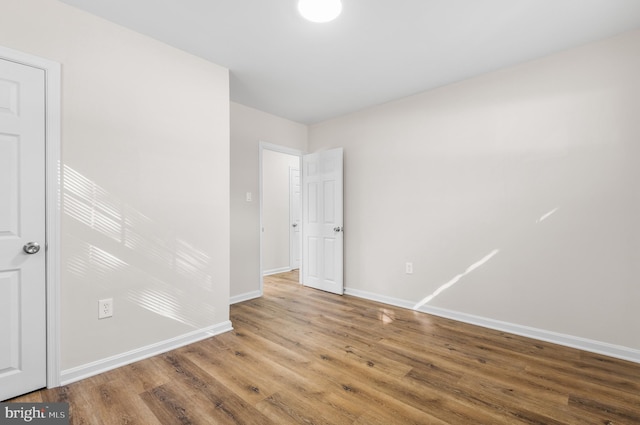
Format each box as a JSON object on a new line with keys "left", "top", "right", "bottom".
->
{"left": 405, "top": 262, "right": 413, "bottom": 274}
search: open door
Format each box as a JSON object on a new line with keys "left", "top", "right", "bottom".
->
{"left": 0, "top": 58, "right": 47, "bottom": 400}
{"left": 302, "top": 148, "right": 343, "bottom": 295}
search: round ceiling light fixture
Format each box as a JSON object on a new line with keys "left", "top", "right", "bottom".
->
{"left": 297, "top": 0, "right": 343, "bottom": 23}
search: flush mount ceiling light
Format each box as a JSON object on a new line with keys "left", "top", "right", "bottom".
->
{"left": 298, "top": 0, "right": 343, "bottom": 23}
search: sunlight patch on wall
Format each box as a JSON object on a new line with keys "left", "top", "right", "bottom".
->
{"left": 64, "top": 165, "right": 123, "bottom": 243}
{"left": 127, "top": 285, "right": 217, "bottom": 328}
{"left": 67, "top": 242, "right": 127, "bottom": 279}
{"left": 536, "top": 207, "right": 559, "bottom": 223}
{"left": 414, "top": 249, "right": 500, "bottom": 310}
{"left": 62, "top": 164, "right": 218, "bottom": 327}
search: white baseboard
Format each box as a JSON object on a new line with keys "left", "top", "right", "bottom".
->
{"left": 345, "top": 287, "right": 414, "bottom": 310}
{"left": 230, "top": 290, "right": 262, "bottom": 305}
{"left": 262, "top": 267, "right": 291, "bottom": 276}
{"left": 60, "top": 320, "right": 233, "bottom": 385}
{"left": 345, "top": 287, "right": 640, "bottom": 364}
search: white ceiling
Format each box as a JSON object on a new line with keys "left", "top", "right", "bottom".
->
{"left": 59, "top": 0, "right": 640, "bottom": 124}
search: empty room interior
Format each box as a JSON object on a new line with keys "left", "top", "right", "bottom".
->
{"left": 1, "top": 0, "right": 640, "bottom": 423}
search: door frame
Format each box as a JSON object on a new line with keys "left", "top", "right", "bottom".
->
{"left": 0, "top": 45, "right": 61, "bottom": 389}
{"left": 258, "top": 141, "right": 303, "bottom": 294}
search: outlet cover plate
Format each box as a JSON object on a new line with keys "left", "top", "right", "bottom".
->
{"left": 99, "top": 298, "right": 113, "bottom": 319}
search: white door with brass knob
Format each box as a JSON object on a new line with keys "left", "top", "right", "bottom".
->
{"left": 0, "top": 58, "right": 47, "bottom": 401}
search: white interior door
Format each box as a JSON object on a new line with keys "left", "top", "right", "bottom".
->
{"left": 0, "top": 58, "right": 47, "bottom": 401}
{"left": 302, "top": 148, "right": 343, "bottom": 295}
{"left": 289, "top": 167, "right": 301, "bottom": 270}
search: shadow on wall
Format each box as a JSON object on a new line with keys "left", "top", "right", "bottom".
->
{"left": 63, "top": 164, "right": 216, "bottom": 328}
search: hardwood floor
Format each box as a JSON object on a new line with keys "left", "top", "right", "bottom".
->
{"left": 11, "top": 270, "right": 640, "bottom": 424}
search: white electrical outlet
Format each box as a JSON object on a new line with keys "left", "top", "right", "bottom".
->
{"left": 98, "top": 298, "right": 113, "bottom": 319}
{"left": 405, "top": 262, "right": 413, "bottom": 274}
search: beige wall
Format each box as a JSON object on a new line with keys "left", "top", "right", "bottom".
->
{"left": 0, "top": 0, "right": 230, "bottom": 372}
{"left": 230, "top": 102, "right": 307, "bottom": 300}
{"left": 309, "top": 30, "right": 640, "bottom": 354}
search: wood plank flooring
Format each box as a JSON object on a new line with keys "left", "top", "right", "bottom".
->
{"left": 10, "top": 270, "right": 640, "bottom": 424}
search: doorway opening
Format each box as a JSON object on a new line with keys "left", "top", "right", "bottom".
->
{"left": 259, "top": 142, "right": 303, "bottom": 295}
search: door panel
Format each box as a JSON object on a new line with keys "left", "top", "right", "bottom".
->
{"left": 0, "top": 78, "right": 18, "bottom": 115}
{"left": 0, "top": 271, "right": 20, "bottom": 373}
{"left": 0, "top": 58, "right": 47, "bottom": 401}
{"left": 323, "top": 180, "right": 335, "bottom": 222}
{"left": 308, "top": 237, "right": 318, "bottom": 277}
{"left": 323, "top": 238, "right": 335, "bottom": 281}
{"left": 0, "top": 134, "right": 19, "bottom": 236}
{"left": 302, "top": 148, "right": 343, "bottom": 295}
{"left": 307, "top": 181, "right": 318, "bottom": 223}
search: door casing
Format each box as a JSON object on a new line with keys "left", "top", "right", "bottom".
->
{"left": 0, "top": 45, "right": 61, "bottom": 389}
